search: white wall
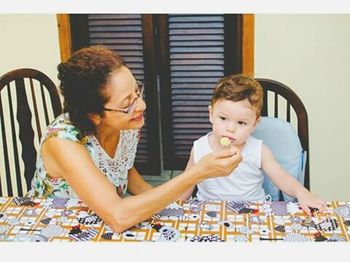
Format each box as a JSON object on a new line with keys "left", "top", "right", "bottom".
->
{"left": 0, "top": 14, "right": 61, "bottom": 195}
{"left": 0, "top": 14, "right": 60, "bottom": 84}
{"left": 255, "top": 14, "right": 350, "bottom": 200}
{"left": 1, "top": 14, "right": 349, "bottom": 200}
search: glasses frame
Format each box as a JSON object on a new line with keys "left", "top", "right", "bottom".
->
{"left": 103, "top": 81, "right": 144, "bottom": 114}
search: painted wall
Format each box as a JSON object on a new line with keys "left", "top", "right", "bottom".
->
{"left": 0, "top": 14, "right": 61, "bottom": 195}
{"left": 0, "top": 14, "right": 60, "bottom": 84}
{"left": 255, "top": 14, "right": 350, "bottom": 200}
{"left": 1, "top": 14, "right": 349, "bottom": 200}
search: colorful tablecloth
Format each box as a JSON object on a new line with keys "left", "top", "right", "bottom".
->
{"left": 1, "top": 197, "right": 349, "bottom": 242}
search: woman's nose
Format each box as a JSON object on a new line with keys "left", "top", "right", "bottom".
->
{"left": 135, "top": 98, "right": 147, "bottom": 112}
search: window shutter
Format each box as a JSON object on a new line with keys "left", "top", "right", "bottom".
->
{"left": 69, "top": 14, "right": 243, "bottom": 173}
{"left": 159, "top": 14, "right": 243, "bottom": 170}
{"left": 70, "top": 14, "right": 161, "bottom": 175}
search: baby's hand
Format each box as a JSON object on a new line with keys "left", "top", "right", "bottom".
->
{"left": 297, "top": 190, "right": 326, "bottom": 216}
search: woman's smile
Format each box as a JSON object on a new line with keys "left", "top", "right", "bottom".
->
{"left": 131, "top": 114, "right": 144, "bottom": 122}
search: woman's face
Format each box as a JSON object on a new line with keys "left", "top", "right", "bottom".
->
{"left": 101, "top": 66, "right": 146, "bottom": 131}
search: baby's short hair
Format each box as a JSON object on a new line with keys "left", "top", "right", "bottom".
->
{"left": 211, "top": 74, "right": 263, "bottom": 117}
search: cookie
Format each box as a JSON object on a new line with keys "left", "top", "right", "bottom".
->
{"left": 220, "top": 137, "right": 231, "bottom": 146}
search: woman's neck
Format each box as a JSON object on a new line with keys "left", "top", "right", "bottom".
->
{"left": 94, "top": 127, "right": 120, "bottom": 158}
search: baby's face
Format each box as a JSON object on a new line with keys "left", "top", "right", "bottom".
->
{"left": 209, "top": 98, "right": 259, "bottom": 148}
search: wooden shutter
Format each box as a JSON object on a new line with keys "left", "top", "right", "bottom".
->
{"left": 67, "top": 14, "right": 245, "bottom": 173}
{"left": 69, "top": 14, "right": 161, "bottom": 175}
{"left": 158, "top": 14, "right": 243, "bottom": 170}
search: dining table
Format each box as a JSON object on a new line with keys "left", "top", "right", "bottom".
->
{"left": 0, "top": 196, "right": 349, "bottom": 242}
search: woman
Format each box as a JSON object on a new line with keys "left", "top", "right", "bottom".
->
{"left": 27, "top": 45, "right": 242, "bottom": 233}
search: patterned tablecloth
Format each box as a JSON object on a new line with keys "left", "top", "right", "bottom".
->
{"left": 0, "top": 196, "right": 350, "bottom": 242}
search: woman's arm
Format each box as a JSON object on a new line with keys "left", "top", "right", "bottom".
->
{"left": 178, "top": 147, "right": 196, "bottom": 201}
{"left": 261, "top": 144, "right": 325, "bottom": 214}
{"left": 42, "top": 137, "right": 241, "bottom": 233}
{"left": 127, "top": 166, "right": 153, "bottom": 195}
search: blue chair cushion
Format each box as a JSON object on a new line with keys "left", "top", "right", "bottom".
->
{"left": 252, "top": 117, "right": 306, "bottom": 201}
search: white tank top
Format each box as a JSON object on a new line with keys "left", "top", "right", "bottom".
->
{"left": 194, "top": 133, "right": 266, "bottom": 201}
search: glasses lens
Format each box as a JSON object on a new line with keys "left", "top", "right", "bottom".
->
{"left": 127, "top": 97, "right": 138, "bottom": 113}
{"left": 136, "top": 81, "right": 144, "bottom": 96}
{"left": 124, "top": 81, "right": 144, "bottom": 114}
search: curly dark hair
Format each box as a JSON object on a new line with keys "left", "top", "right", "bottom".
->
{"left": 211, "top": 74, "right": 263, "bottom": 117}
{"left": 57, "top": 45, "right": 124, "bottom": 135}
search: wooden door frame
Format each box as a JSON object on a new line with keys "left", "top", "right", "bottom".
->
{"left": 57, "top": 14, "right": 72, "bottom": 62}
{"left": 56, "top": 14, "right": 255, "bottom": 172}
{"left": 57, "top": 14, "right": 255, "bottom": 74}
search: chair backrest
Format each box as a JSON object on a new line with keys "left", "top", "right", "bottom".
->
{"left": 252, "top": 117, "right": 306, "bottom": 201}
{"left": 0, "top": 68, "right": 62, "bottom": 196}
{"left": 255, "top": 78, "right": 310, "bottom": 190}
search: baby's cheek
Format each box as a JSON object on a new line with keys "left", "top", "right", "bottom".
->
{"left": 212, "top": 122, "right": 224, "bottom": 132}
{"left": 242, "top": 132, "right": 252, "bottom": 141}
{"left": 212, "top": 125, "right": 224, "bottom": 136}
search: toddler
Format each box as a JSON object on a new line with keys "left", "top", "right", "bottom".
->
{"left": 180, "top": 74, "right": 325, "bottom": 215}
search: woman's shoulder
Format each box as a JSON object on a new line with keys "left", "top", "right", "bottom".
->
{"left": 43, "top": 113, "right": 85, "bottom": 144}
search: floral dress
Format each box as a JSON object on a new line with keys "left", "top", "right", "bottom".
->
{"left": 26, "top": 113, "right": 140, "bottom": 198}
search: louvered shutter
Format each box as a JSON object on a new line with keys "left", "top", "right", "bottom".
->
{"left": 159, "top": 14, "right": 242, "bottom": 170}
{"left": 69, "top": 14, "right": 242, "bottom": 173}
{"left": 70, "top": 14, "right": 161, "bottom": 175}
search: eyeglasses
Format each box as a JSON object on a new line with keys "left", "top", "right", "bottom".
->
{"left": 103, "top": 81, "right": 144, "bottom": 114}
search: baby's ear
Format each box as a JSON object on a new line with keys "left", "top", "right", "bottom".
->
{"left": 208, "top": 105, "right": 213, "bottom": 124}
{"left": 255, "top": 116, "right": 262, "bottom": 126}
{"left": 251, "top": 116, "right": 261, "bottom": 132}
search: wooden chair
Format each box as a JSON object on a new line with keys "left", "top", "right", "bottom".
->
{"left": 0, "top": 68, "right": 62, "bottom": 196}
{"left": 255, "top": 78, "right": 309, "bottom": 190}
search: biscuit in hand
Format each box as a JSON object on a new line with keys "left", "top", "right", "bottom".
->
{"left": 220, "top": 137, "right": 231, "bottom": 146}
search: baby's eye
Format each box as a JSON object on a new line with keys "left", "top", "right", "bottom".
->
{"left": 238, "top": 121, "right": 247, "bottom": 126}
{"left": 219, "top": 116, "right": 226, "bottom": 120}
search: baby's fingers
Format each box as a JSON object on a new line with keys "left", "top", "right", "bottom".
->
{"left": 316, "top": 201, "right": 327, "bottom": 213}
{"left": 300, "top": 203, "right": 311, "bottom": 216}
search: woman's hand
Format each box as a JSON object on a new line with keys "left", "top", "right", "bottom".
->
{"left": 189, "top": 146, "right": 242, "bottom": 182}
{"left": 296, "top": 189, "right": 327, "bottom": 215}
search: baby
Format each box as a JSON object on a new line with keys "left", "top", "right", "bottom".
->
{"left": 179, "top": 74, "right": 325, "bottom": 214}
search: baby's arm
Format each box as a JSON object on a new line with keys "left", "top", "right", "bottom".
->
{"left": 261, "top": 144, "right": 325, "bottom": 214}
{"left": 178, "top": 147, "right": 196, "bottom": 200}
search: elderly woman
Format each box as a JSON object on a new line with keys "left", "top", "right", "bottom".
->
{"left": 27, "top": 45, "right": 241, "bottom": 233}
